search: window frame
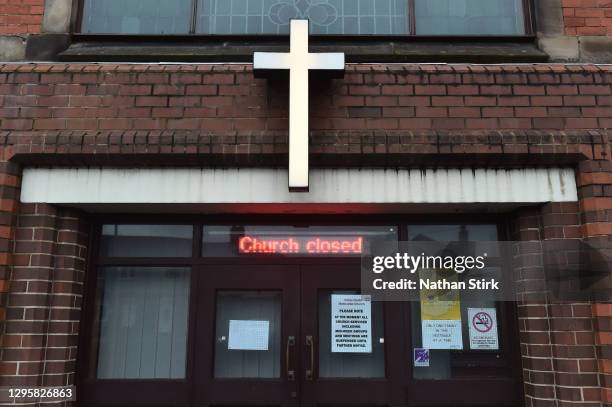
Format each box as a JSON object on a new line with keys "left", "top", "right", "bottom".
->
{"left": 77, "top": 214, "right": 522, "bottom": 407}
{"left": 73, "top": 0, "right": 535, "bottom": 37}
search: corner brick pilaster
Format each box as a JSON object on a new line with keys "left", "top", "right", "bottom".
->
{"left": 0, "top": 202, "right": 88, "bottom": 403}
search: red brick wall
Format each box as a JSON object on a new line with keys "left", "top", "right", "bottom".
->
{"left": 0, "top": 0, "right": 44, "bottom": 35}
{"left": 0, "top": 64, "right": 610, "bottom": 135}
{"left": 0, "top": 146, "right": 19, "bottom": 381}
{"left": 562, "top": 0, "right": 612, "bottom": 36}
{"left": 577, "top": 160, "right": 612, "bottom": 406}
{"left": 593, "top": 304, "right": 612, "bottom": 404}
{"left": 0, "top": 203, "right": 88, "bottom": 387}
{"left": 512, "top": 202, "right": 605, "bottom": 407}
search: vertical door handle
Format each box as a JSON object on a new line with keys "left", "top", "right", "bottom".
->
{"left": 286, "top": 335, "right": 295, "bottom": 381}
{"left": 305, "top": 335, "right": 314, "bottom": 380}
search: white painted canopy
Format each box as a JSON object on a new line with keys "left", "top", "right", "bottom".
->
{"left": 21, "top": 168, "right": 577, "bottom": 207}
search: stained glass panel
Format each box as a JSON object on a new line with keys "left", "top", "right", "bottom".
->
{"left": 196, "top": 0, "right": 409, "bottom": 34}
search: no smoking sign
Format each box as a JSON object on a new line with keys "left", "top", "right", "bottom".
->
{"left": 472, "top": 311, "right": 493, "bottom": 333}
{"left": 468, "top": 308, "right": 499, "bottom": 350}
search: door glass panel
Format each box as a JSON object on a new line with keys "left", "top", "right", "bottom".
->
{"left": 95, "top": 267, "right": 190, "bottom": 379}
{"left": 214, "top": 291, "right": 282, "bottom": 378}
{"left": 318, "top": 290, "right": 385, "bottom": 378}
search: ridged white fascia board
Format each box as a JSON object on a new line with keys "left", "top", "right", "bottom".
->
{"left": 20, "top": 167, "right": 577, "bottom": 204}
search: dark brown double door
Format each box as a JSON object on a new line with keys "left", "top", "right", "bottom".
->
{"left": 194, "top": 264, "right": 405, "bottom": 407}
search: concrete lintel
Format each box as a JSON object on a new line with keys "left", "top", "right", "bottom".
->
{"left": 21, "top": 167, "right": 578, "bottom": 206}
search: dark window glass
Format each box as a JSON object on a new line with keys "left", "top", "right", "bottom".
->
{"left": 101, "top": 225, "right": 193, "bottom": 257}
{"left": 414, "top": 0, "right": 525, "bottom": 35}
{"left": 95, "top": 267, "right": 190, "bottom": 379}
{"left": 81, "top": 0, "right": 192, "bottom": 33}
{"left": 196, "top": 0, "right": 408, "bottom": 34}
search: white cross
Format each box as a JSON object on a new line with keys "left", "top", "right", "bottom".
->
{"left": 254, "top": 19, "right": 345, "bottom": 192}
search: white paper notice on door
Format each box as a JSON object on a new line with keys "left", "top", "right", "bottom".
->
{"left": 331, "top": 294, "right": 372, "bottom": 353}
{"left": 228, "top": 320, "right": 270, "bottom": 351}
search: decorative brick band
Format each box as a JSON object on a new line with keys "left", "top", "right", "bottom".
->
{"left": 0, "top": 129, "right": 605, "bottom": 168}
{"left": 0, "top": 63, "right": 610, "bottom": 135}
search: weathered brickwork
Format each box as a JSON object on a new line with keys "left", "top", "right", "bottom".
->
{"left": 0, "top": 63, "right": 609, "bottom": 407}
{"left": 0, "top": 64, "right": 610, "bottom": 134}
{"left": 0, "top": 0, "right": 44, "bottom": 35}
{"left": 563, "top": 0, "right": 612, "bottom": 36}
{"left": 0, "top": 64, "right": 610, "bottom": 169}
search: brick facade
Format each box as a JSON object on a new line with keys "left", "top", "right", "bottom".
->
{"left": 562, "top": 0, "right": 612, "bottom": 36}
{"left": 0, "top": 63, "right": 610, "bottom": 407}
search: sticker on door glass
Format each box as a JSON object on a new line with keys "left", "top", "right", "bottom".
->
{"left": 331, "top": 294, "right": 372, "bottom": 353}
{"left": 468, "top": 308, "right": 499, "bottom": 350}
{"left": 413, "top": 348, "right": 430, "bottom": 367}
{"left": 420, "top": 270, "right": 463, "bottom": 350}
{"left": 228, "top": 320, "right": 270, "bottom": 351}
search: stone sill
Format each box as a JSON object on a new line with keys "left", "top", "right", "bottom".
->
{"left": 58, "top": 38, "right": 548, "bottom": 64}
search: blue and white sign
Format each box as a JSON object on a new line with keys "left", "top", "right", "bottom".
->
{"left": 413, "top": 348, "right": 430, "bottom": 367}
{"left": 228, "top": 320, "right": 270, "bottom": 351}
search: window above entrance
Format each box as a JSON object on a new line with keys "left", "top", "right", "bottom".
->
{"left": 79, "top": 0, "right": 530, "bottom": 35}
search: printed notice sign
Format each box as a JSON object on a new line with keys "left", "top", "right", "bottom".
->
{"left": 228, "top": 320, "right": 270, "bottom": 351}
{"left": 468, "top": 308, "right": 499, "bottom": 350}
{"left": 420, "top": 270, "right": 463, "bottom": 350}
{"left": 331, "top": 294, "right": 372, "bottom": 353}
{"left": 421, "top": 319, "right": 462, "bottom": 350}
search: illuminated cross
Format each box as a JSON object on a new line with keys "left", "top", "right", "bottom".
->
{"left": 254, "top": 19, "right": 345, "bottom": 192}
